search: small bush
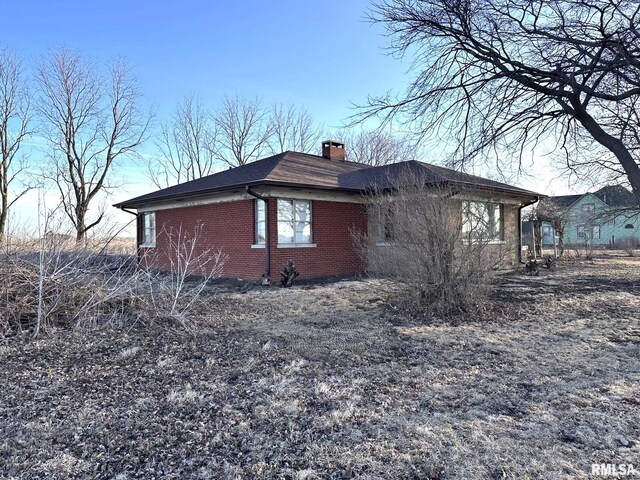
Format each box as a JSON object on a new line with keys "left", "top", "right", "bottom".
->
{"left": 617, "top": 236, "right": 637, "bottom": 256}
{"left": 280, "top": 259, "right": 299, "bottom": 287}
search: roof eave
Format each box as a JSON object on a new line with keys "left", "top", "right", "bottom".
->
{"left": 113, "top": 180, "right": 366, "bottom": 209}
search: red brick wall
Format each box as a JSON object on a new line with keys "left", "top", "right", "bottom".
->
{"left": 139, "top": 200, "right": 265, "bottom": 279}
{"left": 268, "top": 200, "right": 367, "bottom": 281}
{"left": 138, "top": 198, "right": 368, "bottom": 281}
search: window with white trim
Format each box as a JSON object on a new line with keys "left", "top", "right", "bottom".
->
{"left": 141, "top": 212, "right": 156, "bottom": 247}
{"left": 375, "top": 205, "right": 394, "bottom": 244}
{"left": 542, "top": 225, "right": 552, "bottom": 237}
{"left": 255, "top": 200, "right": 266, "bottom": 244}
{"left": 461, "top": 201, "right": 503, "bottom": 241}
{"left": 577, "top": 225, "right": 586, "bottom": 239}
{"left": 277, "top": 199, "right": 311, "bottom": 244}
{"left": 592, "top": 225, "right": 600, "bottom": 240}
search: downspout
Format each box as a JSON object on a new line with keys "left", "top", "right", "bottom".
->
{"left": 245, "top": 186, "right": 271, "bottom": 285}
{"left": 518, "top": 197, "right": 540, "bottom": 264}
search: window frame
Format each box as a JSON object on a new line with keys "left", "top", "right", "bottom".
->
{"left": 542, "top": 225, "right": 552, "bottom": 237}
{"left": 461, "top": 201, "right": 504, "bottom": 243}
{"left": 276, "top": 198, "right": 314, "bottom": 246}
{"left": 577, "top": 224, "right": 586, "bottom": 239}
{"left": 140, "top": 212, "right": 156, "bottom": 247}
{"left": 592, "top": 225, "right": 600, "bottom": 240}
{"left": 582, "top": 203, "right": 595, "bottom": 214}
{"left": 374, "top": 204, "right": 394, "bottom": 245}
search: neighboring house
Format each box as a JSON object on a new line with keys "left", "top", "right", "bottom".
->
{"left": 539, "top": 186, "right": 640, "bottom": 249}
{"left": 114, "top": 141, "right": 542, "bottom": 282}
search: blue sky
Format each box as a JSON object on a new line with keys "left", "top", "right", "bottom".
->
{"left": 4, "top": 1, "right": 409, "bottom": 125}
{"left": 3, "top": 0, "right": 569, "bottom": 234}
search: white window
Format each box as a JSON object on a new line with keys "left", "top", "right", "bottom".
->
{"left": 577, "top": 225, "right": 586, "bottom": 239}
{"left": 542, "top": 225, "right": 552, "bottom": 237}
{"left": 141, "top": 212, "right": 156, "bottom": 247}
{"left": 592, "top": 225, "right": 600, "bottom": 240}
{"left": 582, "top": 203, "right": 595, "bottom": 213}
{"left": 255, "top": 200, "right": 266, "bottom": 244}
{"left": 462, "top": 201, "right": 503, "bottom": 241}
{"left": 277, "top": 199, "right": 311, "bottom": 244}
{"left": 375, "top": 205, "right": 394, "bottom": 244}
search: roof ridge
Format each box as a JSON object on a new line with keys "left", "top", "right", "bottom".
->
{"left": 283, "top": 150, "right": 375, "bottom": 169}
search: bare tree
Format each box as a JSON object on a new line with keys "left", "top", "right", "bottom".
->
{"left": 149, "top": 95, "right": 217, "bottom": 188}
{"left": 213, "top": 95, "right": 272, "bottom": 167}
{"left": 340, "top": 128, "right": 416, "bottom": 165}
{"left": 366, "top": 0, "right": 640, "bottom": 199}
{"left": 0, "top": 48, "right": 32, "bottom": 241}
{"left": 536, "top": 200, "right": 569, "bottom": 256}
{"left": 36, "top": 48, "right": 150, "bottom": 242}
{"left": 269, "top": 103, "right": 323, "bottom": 154}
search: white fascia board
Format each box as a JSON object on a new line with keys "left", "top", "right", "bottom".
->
{"left": 259, "top": 187, "right": 367, "bottom": 204}
{"left": 134, "top": 186, "right": 367, "bottom": 213}
{"left": 451, "top": 191, "right": 530, "bottom": 205}
{"left": 136, "top": 192, "right": 252, "bottom": 212}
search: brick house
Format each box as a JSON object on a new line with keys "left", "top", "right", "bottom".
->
{"left": 114, "top": 141, "right": 542, "bottom": 282}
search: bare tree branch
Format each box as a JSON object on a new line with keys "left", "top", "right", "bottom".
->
{"left": 0, "top": 47, "right": 32, "bottom": 240}
{"left": 363, "top": 0, "right": 640, "bottom": 199}
{"left": 339, "top": 127, "right": 417, "bottom": 165}
{"left": 149, "top": 95, "right": 217, "bottom": 188}
{"left": 36, "top": 47, "right": 150, "bottom": 242}
{"left": 268, "top": 103, "right": 324, "bottom": 154}
{"left": 213, "top": 95, "right": 272, "bottom": 167}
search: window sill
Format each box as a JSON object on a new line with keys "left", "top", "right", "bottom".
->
{"left": 462, "top": 239, "right": 506, "bottom": 245}
{"left": 139, "top": 244, "right": 156, "bottom": 248}
{"left": 277, "top": 243, "right": 317, "bottom": 249}
{"left": 251, "top": 244, "right": 265, "bottom": 249}
{"left": 375, "top": 242, "right": 395, "bottom": 247}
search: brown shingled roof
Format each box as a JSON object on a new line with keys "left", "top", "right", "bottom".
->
{"left": 114, "top": 151, "right": 541, "bottom": 208}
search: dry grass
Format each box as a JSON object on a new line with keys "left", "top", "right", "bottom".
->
{"left": 1, "top": 255, "right": 638, "bottom": 479}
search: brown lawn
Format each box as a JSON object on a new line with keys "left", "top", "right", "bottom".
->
{"left": 1, "top": 254, "right": 639, "bottom": 479}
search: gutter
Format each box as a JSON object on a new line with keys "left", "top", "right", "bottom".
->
{"left": 518, "top": 196, "right": 541, "bottom": 263}
{"left": 119, "top": 206, "right": 140, "bottom": 248}
{"left": 245, "top": 186, "right": 271, "bottom": 285}
{"left": 119, "top": 207, "right": 138, "bottom": 217}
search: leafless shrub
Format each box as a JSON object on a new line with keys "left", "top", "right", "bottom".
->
{"left": 0, "top": 238, "right": 139, "bottom": 337}
{"left": 354, "top": 170, "right": 500, "bottom": 317}
{"left": 138, "top": 223, "right": 227, "bottom": 329}
{"left": 0, "top": 217, "right": 226, "bottom": 337}
{"left": 617, "top": 236, "right": 637, "bottom": 257}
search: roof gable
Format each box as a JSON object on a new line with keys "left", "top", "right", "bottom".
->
{"left": 570, "top": 193, "right": 608, "bottom": 210}
{"left": 593, "top": 185, "right": 639, "bottom": 207}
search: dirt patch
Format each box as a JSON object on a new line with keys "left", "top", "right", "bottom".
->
{"left": 1, "top": 258, "right": 639, "bottom": 479}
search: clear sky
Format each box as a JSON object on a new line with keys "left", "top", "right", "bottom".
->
{"left": 3, "top": 0, "right": 572, "bottom": 235}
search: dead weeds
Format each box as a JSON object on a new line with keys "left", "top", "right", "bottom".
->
{"left": 1, "top": 256, "right": 639, "bottom": 479}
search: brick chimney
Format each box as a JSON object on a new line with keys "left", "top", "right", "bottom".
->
{"left": 322, "top": 140, "right": 346, "bottom": 161}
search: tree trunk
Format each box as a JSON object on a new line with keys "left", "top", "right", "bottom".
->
{"left": 0, "top": 172, "right": 9, "bottom": 243}
{"left": 75, "top": 206, "right": 86, "bottom": 244}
